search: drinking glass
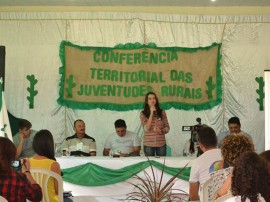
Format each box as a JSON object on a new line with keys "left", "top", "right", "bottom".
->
{"left": 55, "top": 143, "right": 62, "bottom": 157}
{"left": 109, "top": 150, "right": 114, "bottom": 157}
{"left": 66, "top": 149, "right": 70, "bottom": 157}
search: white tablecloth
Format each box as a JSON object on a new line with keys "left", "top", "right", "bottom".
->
{"left": 57, "top": 156, "right": 193, "bottom": 197}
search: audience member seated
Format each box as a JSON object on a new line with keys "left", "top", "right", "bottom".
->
{"left": 13, "top": 119, "right": 37, "bottom": 158}
{"left": 0, "top": 137, "right": 42, "bottom": 202}
{"left": 62, "top": 119, "right": 96, "bottom": 156}
{"left": 29, "top": 129, "right": 62, "bottom": 202}
{"left": 189, "top": 126, "right": 222, "bottom": 201}
{"left": 217, "top": 117, "right": 253, "bottom": 148}
{"left": 215, "top": 134, "right": 254, "bottom": 200}
{"left": 103, "top": 119, "right": 141, "bottom": 157}
{"left": 224, "top": 152, "right": 270, "bottom": 202}
{"left": 260, "top": 150, "right": 270, "bottom": 169}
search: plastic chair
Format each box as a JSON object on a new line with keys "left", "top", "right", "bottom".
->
{"left": 202, "top": 178, "right": 211, "bottom": 202}
{"left": 201, "top": 167, "right": 233, "bottom": 202}
{"left": 30, "top": 168, "right": 63, "bottom": 202}
{"left": 0, "top": 196, "right": 8, "bottom": 202}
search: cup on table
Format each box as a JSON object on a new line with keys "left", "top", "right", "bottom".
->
{"left": 66, "top": 149, "right": 70, "bottom": 157}
{"left": 62, "top": 149, "right": 70, "bottom": 157}
{"left": 55, "top": 143, "right": 62, "bottom": 157}
{"left": 109, "top": 150, "right": 114, "bottom": 158}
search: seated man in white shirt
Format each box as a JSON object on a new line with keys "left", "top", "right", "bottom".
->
{"left": 189, "top": 126, "right": 222, "bottom": 201}
{"left": 103, "top": 119, "right": 141, "bottom": 157}
{"left": 62, "top": 119, "right": 96, "bottom": 156}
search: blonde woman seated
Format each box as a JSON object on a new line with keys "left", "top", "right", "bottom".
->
{"left": 225, "top": 152, "right": 270, "bottom": 202}
{"left": 30, "top": 129, "right": 62, "bottom": 202}
{"left": 215, "top": 134, "right": 254, "bottom": 200}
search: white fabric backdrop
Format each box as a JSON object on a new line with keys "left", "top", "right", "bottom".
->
{"left": 0, "top": 12, "right": 269, "bottom": 155}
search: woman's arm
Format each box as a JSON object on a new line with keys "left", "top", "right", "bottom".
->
{"left": 50, "top": 161, "right": 61, "bottom": 194}
{"left": 22, "top": 174, "right": 43, "bottom": 201}
{"left": 21, "top": 158, "right": 43, "bottom": 201}
{"left": 215, "top": 175, "right": 232, "bottom": 199}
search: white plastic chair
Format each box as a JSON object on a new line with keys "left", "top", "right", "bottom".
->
{"left": 0, "top": 196, "right": 8, "bottom": 202}
{"left": 201, "top": 167, "right": 233, "bottom": 202}
{"left": 30, "top": 168, "right": 63, "bottom": 202}
{"left": 202, "top": 178, "right": 211, "bottom": 202}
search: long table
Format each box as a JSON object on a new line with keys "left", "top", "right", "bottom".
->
{"left": 57, "top": 156, "right": 193, "bottom": 199}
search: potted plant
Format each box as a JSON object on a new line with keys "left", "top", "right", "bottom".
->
{"left": 125, "top": 157, "right": 189, "bottom": 202}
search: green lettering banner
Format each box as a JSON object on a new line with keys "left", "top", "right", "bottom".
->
{"left": 58, "top": 41, "right": 222, "bottom": 111}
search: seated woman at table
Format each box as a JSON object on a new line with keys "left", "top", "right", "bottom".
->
{"left": 140, "top": 92, "right": 170, "bottom": 156}
{"left": 29, "top": 129, "right": 62, "bottom": 202}
{"left": 224, "top": 152, "right": 270, "bottom": 202}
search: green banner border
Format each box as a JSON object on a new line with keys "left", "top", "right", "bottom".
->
{"left": 58, "top": 41, "right": 222, "bottom": 111}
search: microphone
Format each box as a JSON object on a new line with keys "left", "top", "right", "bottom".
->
{"left": 151, "top": 105, "right": 157, "bottom": 117}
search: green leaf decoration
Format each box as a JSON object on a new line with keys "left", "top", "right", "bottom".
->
{"left": 65, "top": 75, "right": 76, "bottom": 98}
{"left": 206, "top": 76, "right": 216, "bottom": 100}
{"left": 26, "top": 75, "right": 38, "bottom": 109}
{"left": 255, "top": 77, "right": 264, "bottom": 111}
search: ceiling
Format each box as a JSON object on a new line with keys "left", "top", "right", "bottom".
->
{"left": 1, "top": 0, "right": 270, "bottom": 7}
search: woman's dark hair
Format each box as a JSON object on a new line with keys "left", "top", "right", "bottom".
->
{"left": 142, "top": 92, "right": 163, "bottom": 119}
{"left": 260, "top": 150, "right": 270, "bottom": 163}
{"left": 188, "top": 124, "right": 206, "bottom": 155}
{"left": 0, "top": 137, "right": 16, "bottom": 173}
{"left": 32, "top": 129, "right": 56, "bottom": 161}
{"left": 231, "top": 152, "right": 270, "bottom": 202}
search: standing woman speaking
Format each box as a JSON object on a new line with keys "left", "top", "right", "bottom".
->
{"left": 140, "top": 92, "right": 170, "bottom": 156}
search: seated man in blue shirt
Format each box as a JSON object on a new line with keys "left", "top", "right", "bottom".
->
{"left": 218, "top": 116, "right": 253, "bottom": 147}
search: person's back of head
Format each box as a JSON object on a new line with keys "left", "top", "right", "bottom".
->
{"left": 231, "top": 152, "right": 270, "bottom": 202}
{"left": 198, "top": 126, "right": 217, "bottom": 149}
{"left": 18, "top": 119, "right": 32, "bottom": 130}
{"left": 221, "top": 134, "right": 254, "bottom": 166}
{"left": 0, "top": 137, "right": 16, "bottom": 173}
{"left": 114, "top": 119, "right": 127, "bottom": 128}
{"left": 32, "top": 129, "right": 55, "bottom": 160}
